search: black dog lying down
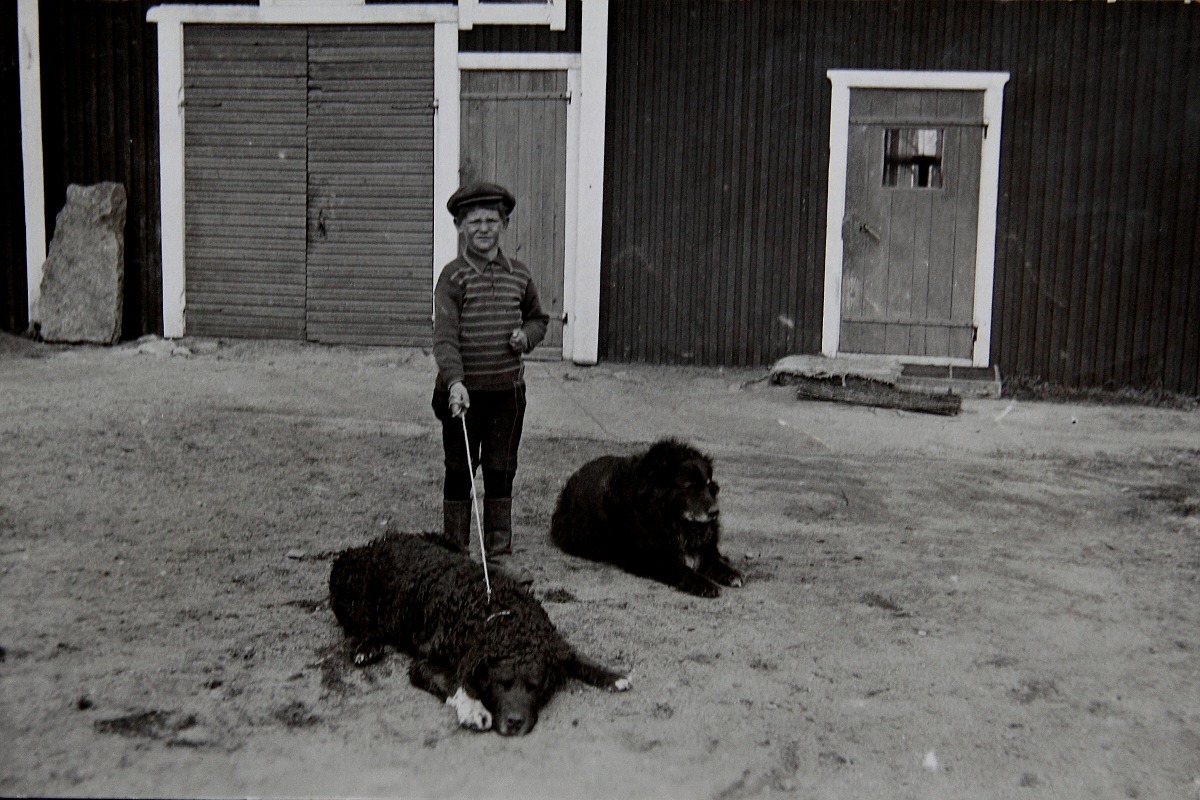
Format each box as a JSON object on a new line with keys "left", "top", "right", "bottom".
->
{"left": 550, "top": 438, "right": 745, "bottom": 598}
{"left": 329, "top": 533, "right": 630, "bottom": 736}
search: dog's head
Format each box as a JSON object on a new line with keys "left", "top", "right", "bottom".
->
{"left": 466, "top": 649, "right": 561, "bottom": 736}
{"left": 638, "top": 439, "right": 721, "bottom": 524}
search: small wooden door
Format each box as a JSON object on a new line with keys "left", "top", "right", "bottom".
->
{"left": 840, "top": 88, "right": 984, "bottom": 359}
{"left": 459, "top": 70, "right": 569, "bottom": 350}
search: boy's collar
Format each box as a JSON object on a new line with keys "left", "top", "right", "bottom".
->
{"left": 462, "top": 247, "right": 512, "bottom": 273}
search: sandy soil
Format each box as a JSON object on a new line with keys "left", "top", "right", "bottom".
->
{"left": 1, "top": 334, "right": 1198, "bottom": 800}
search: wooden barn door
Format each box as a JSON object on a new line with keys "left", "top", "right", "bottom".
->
{"left": 183, "top": 26, "right": 309, "bottom": 339}
{"left": 305, "top": 26, "right": 434, "bottom": 345}
{"left": 460, "top": 69, "right": 569, "bottom": 351}
{"left": 183, "top": 24, "right": 434, "bottom": 344}
{"left": 840, "top": 88, "right": 984, "bottom": 360}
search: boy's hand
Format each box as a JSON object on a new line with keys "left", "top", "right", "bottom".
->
{"left": 509, "top": 328, "right": 528, "bottom": 353}
{"left": 448, "top": 382, "right": 470, "bottom": 417}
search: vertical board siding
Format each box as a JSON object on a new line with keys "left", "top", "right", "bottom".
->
{"left": 603, "top": 0, "right": 1200, "bottom": 394}
{"left": 38, "top": 0, "right": 174, "bottom": 339}
{"left": 603, "top": 1, "right": 821, "bottom": 366}
{"left": 1, "top": 1, "right": 27, "bottom": 334}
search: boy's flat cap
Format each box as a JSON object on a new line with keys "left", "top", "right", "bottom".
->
{"left": 447, "top": 182, "right": 517, "bottom": 216}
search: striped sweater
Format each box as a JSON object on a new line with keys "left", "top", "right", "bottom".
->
{"left": 433, "top": 250, "right": 550, "bottom": 391}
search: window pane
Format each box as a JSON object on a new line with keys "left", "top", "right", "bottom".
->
{"left": 883, "top": 128, "right": 944, "bottom": 189}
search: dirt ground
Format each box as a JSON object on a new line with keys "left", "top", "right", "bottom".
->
{"left": 1, "top": 333, "right": 1198, "bottom": 800}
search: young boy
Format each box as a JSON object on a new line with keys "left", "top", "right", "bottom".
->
{"left": 431, "top": 182, "right": 550, "bottom": 557}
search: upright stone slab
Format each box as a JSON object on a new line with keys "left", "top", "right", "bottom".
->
{"left": 38, "top": 182, "right": 127, "bottom": 344}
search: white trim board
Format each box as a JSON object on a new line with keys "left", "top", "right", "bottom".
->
{"left": 18, "top": 0, "right": 46, "bottom": 326}
{"left": 146, "top": 5, "right": 457, "bottom": 25}
{"left": 573, "top": 0, "right": 608, "bottom": 365}
{"left": 459, "top": 0, "right": 567, "bottom": 31}
{"left": 822, "top": 69, "right": 1010, "bottom": 367}
{"left": 458, "top": 52, "right": 581, "bottom": 71}
{"left": 432, "top": 21, "right": 461, "bottom": 301}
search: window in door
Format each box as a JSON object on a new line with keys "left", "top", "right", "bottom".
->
{"left": 883, "top": 128, "right": 943, "bottom": 189}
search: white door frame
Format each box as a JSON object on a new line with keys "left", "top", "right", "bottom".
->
{"left": 822, "top": 69, "right": 1009, "bottom": 367}
{"left": 455, "top": 53, "right": 582, "bottom": 360}
{"left": 136, "top": 1, "right": 608, "bottom": 365}
{"left": 17, "top": 0, "right": 47, "bottom": 324}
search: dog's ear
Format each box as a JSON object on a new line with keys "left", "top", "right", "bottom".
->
{"left": 634, "top": 443, "right": 679, "bottom": 494}
{"left": 416, "top": 623, "right": 447, "bottom": 658}
{"left": 457, "top": 646, "right": 488, "bottom": 696}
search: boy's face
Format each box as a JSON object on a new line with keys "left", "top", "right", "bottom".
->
{"left": 457, "top": 206, "right": 507, "bottom": 258}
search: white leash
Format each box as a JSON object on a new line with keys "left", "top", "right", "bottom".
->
{"left": 459, "top": 411, "right": 493, "bottom": 604}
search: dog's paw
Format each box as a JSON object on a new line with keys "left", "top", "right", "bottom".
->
{"left": 446, "top": 687, "right": 492, "bottom": 732}
{"left": 611, "top": 676, "right": 632, "bottom": 692}
{"left": 352, "top": 643, "right": 385, "bottom": 666}
{"left": 708, "top": 563, "right": 744, "bottom": 588}
{"left": 685, "top": 581, "right": 721, "bottom": 598}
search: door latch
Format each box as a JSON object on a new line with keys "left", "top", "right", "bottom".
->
{"left": 859, "top": 223, "right": 882, "bottom": 243}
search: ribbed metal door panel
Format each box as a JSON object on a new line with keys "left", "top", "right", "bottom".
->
{"left": 183, "top": 25, "right": 308, "bottom": 339}
{"left": 305, "top": 25, "right": 434, "bottom": 346}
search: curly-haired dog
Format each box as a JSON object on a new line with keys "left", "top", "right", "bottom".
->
{"left": 328, "top": 533, "right": 630, "bottom": 736}
{"left": 550, "top": 439, "right": 745, "bottom": 597}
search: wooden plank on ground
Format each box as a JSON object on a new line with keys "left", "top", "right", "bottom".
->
{"left": 788, "top": 375, "right": 962, "bottom": 416}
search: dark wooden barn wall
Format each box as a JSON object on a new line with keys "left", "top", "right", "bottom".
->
{"left": 39, "top": 0, "right": 162, "bottom": 340}
{"left": 24, "top": 1, "right": 1197, "bottom": 393}
{"left": 1, "top": 2, "right": 28, "bottom": 335}
{"left": 602, "top": 0, "right": 1200, "bottom": 394}
{"left": 991, "top": 1, "right": 1200, "bottom": 395}
{"left": 36, "top": 0, "right": 255, "bottom": 341}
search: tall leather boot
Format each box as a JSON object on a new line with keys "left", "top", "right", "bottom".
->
{"left": 483, "top": 497, "right": 513, "bottom": 557}
{"left": 443, "top": 499, "right": 473, "bottom": 553}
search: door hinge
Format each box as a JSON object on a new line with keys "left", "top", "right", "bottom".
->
{"left": 561, "top": 312, "right": 569, "bottom": 325}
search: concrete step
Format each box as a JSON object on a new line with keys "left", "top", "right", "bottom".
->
{"left": 897, "top": 364, "right": 1003, "bottom": 399}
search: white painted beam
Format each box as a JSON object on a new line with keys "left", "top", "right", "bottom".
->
{"left": 573, "top": 0, "right": 608, "bottom": 366}
{"left": 18, "top": 0, "right": 46, "bottom": 327}
{"left": 148, "top": 4, "right": 457, "bottom": 25}
{"left": 152, "top": 14, "right": 186, "bottom": 338}
{"left": 433, "top": 20, "right": 461, "bottom": 283}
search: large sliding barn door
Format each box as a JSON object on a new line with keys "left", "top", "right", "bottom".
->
{"left": 183, "top": 25, "right": 434, "bottom": 345}
{"left": 460, "top": 70, "right": 569, "bottom": 350}
{"left": 306, "top": 27, "right": 433, "bottom": 345}
{"left": 184, "top": 26, "right": 308, "bottom": 339}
